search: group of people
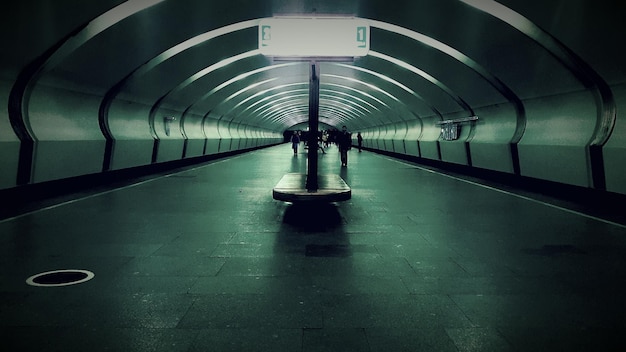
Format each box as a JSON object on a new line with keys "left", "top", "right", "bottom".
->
{"left": 290, "top": 126, "right": 363, "bottom": 167}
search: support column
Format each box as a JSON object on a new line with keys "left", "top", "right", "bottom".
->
{"left": 272, "top": 60, "right": 350, "bottom": 203}
{"left": 306, "top": 61, "right": 319, "bottom": 191}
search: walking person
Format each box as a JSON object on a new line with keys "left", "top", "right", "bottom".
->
{"left": 317, "top": 133, "right": 326, "bottom": 154}
{"left": 357, "top": 132, "right": 363, "bottom": 152}
{"left": 290, "top": 131, "right": 300, "bottom": 155}
{"left": 337, "top": 125, "right": 352, "bottom": 166}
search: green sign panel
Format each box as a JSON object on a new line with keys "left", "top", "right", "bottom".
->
{"left": 259, "top": 17, "right": 370, "bottom": 57}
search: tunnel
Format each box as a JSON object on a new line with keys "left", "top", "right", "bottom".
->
{"left": 1, "top": 1, "right": 626, "bottom": 351}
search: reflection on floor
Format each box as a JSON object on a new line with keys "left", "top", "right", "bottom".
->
{"left": 1, "top": 144, "right": 625, "bottom": 351}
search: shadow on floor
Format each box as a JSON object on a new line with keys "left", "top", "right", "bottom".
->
{"left": 281, "top": 202, "right": 343, "bottom": 232}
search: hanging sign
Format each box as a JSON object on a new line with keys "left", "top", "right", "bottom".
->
{"left": 259, "top": 17, "right": 370, "bottom": 57}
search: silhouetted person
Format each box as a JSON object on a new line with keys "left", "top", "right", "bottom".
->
{"left": 317, "top": 134, "right": 326, "bottom": 154}
{"left": 357, "top": 132, "right": 363, "bottom": 152}
{"left": 290, "top": 131, "right": 300, "bottom": 155}
{"left": 337, "top": 125, "right": 352, "bottom": 166}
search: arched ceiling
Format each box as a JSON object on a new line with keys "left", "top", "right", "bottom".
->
{"left": 2, "top": 0, "right": 625, "bottom": 134}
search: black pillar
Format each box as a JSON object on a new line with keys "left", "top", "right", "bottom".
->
{"left": 306, "top": 61, "right": 319, "bottom": 191}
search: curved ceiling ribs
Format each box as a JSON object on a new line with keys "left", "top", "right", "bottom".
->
{"left": 17, "top": 0, "right": 603, "bottom": 147}
{"left": 368, "top": 19, "right": 526, "bottom": 143}
{"left": 95, "top": 10, "right": 528, "bottom": 135}
{"left": 9, "top": 0, "right": 166, "bottom": 181}
{"left": 165, "top": 16, "right": 526, "bottom": 134}
{"left": 459, "top": 0, "right": 615, "bottom": 147}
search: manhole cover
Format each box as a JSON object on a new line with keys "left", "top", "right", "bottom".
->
{"left": 26, "top": 269, "right": 95, "bottom": 287}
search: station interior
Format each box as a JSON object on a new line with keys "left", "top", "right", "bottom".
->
{"left": 1, "top": 1, "right": 626, "bottom": 351}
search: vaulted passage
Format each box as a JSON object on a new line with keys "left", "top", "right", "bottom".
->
{"left": 1, "top": 1, "right": 626, "bottom": 350}
{"left": 1, "top": 1, "right": 626, "bottom": 196}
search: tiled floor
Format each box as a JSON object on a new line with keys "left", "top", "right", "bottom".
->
{"left": 1, "top": 144, "right": 626, "bottom": 351}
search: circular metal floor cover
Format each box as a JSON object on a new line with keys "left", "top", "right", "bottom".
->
{"left": 26, "top": 269, "right": 95, "bottom": 287}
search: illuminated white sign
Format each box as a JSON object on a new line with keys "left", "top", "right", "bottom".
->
{"left": 259, "top": 17, "right": 370, "bottom": 57}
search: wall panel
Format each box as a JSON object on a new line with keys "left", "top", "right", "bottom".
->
{"left": 517, "top": 91, "right": 597, "bottom": 187}
{"left": 469, "top": 103, "right": 518, "bottom": 173}
{"left": 0, "top": 78, "right": 19, "bottom": 189}
{"left": 601, "top": 83, "right": 626, "bottom": 195}
{"left": 28, "top": 85, "right": 105, "bottom": 182}
{"left": 404, "top": 119, "right": 421, "bottom": 157}
{"left": 108, "top": 99, "right": 154, "bottom": 170}
{"left": 203, "top": 117, "right": 221, "bottom": 155}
